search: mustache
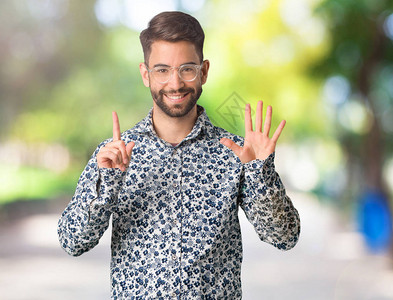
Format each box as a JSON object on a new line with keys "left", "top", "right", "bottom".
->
{"left": 159, "top": 87, "right": 195, "bottom": 95}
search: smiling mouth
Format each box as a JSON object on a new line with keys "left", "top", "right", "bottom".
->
{"left": 165, "top": 93, "right": 189, "bottom": 102}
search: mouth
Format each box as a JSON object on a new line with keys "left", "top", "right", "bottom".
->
{"left": 164, "top": 93, "right": 190, "bottom": 103}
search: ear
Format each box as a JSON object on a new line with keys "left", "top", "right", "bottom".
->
{"left": 200, "top": 60, "right": 210, "bottom": 85}
{"left": 139, "top": 62, "right": 150, "bottom": 87}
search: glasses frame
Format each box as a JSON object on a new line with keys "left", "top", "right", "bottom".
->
{"left": 145, "top": 62, "right": 204, "bottom": 84}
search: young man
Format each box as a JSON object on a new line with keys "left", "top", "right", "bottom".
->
{"left": 58, "top": 11, "right": 300, "bottom": 299}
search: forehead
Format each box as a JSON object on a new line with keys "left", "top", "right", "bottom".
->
{"left": 149, "top": 40, "right": 199, "bottom": 66}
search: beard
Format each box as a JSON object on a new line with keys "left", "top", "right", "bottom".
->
{"left": 150, "top": 85, "right": 202, "bottom": 118}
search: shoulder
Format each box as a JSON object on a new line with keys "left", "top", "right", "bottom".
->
{"left": 121, "top": 111, "right": 153, "bottom": 144}
{"left": 122, "top": 127, "right": 145, "bottom": 145}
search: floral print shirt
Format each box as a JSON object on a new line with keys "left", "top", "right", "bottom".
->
{"left": 58, "top": 105, "right": 300, "bottom": 299}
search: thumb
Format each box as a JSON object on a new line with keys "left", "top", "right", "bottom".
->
{"left": 126, "top": 141, "right": 135, "bottom": 158}
{"left": 220, "top": 138, "right": 242, "bottom": 157}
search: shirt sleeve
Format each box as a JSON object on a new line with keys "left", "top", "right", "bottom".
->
{"left": 57, "top": 147, "right": 125, "bottom": 256}
{"left": 239, "top": 152, "right": 300, "bottom": 250}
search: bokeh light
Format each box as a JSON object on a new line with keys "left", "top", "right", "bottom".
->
{"left": 384, "top": 13, "right": 393, "bottom": 40}
{"left": 323, "top": 75, "right": 351, "bottom": 106}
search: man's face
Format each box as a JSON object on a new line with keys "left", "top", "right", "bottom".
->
{"left": 140, "top": 41, "right": 209, "bottom": 118}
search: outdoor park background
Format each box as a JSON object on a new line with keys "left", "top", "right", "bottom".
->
{"left": 1, "top": 0, "right": 393, "bottom": 299}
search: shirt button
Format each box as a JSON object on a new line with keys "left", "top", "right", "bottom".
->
{"left": 172, "top": 254, "right": 177, "bottom": 261}
{"left": 173, "top": 182, "right": 178, "bottom": 188}
{"left": 171, "top": 292, "right": 176, "bottom": 297}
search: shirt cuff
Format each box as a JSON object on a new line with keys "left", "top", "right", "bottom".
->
{"left": 243, "top": 152, "right": 275, "bottom": 172}
{"left": 87, "top": 168, "right": 126, "bottom": 222}
{"left": 97, "top": 168, "right": 127, "bottom": 199}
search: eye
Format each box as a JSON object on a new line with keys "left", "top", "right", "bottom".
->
{"left": 155, "top": 67, "right": 169, "bottom": 73}
{"left": 181, "top": 65, "right": 195, "bottom": 73}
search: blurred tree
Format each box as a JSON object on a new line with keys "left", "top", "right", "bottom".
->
{"left": 0, "top": 0, "right": 102, "bottom": 138}
{"left": 1, "top": 0, "right": 148, "bottom": 161}
{"left": 0, "top": 0, "right": 149, "bottom": 202}
{"left": 312, "top": 0, "right": 393, "bottom": 195}
{"left": 312, "top": 0, "right": 393, "bottom": 250}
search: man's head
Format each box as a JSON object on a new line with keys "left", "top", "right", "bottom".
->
{"left": 139, "top": 11, "right": 205, "bottom": 65}
{"left": 139, "top": 12, "right": 209, "bottom": 119}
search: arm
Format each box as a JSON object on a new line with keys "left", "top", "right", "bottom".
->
{"left": 240, "top": 153, "right": 300, "bottom": 250}
{"left": 57, "top": 153, "right": 126, "bottom": 256}
{"left": 221, "top": 101, "right": 300, "bottom": 250}
{"left": 57, "top": 112, "right": 134, "bottom": 256}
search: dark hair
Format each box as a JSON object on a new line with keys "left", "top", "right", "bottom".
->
{"left": 140, "top": 11, "right": 205, "bottom": 65}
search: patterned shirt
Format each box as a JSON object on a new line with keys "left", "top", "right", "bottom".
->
{"left": 58, "top": 105, "right": 300, "bottom": 299}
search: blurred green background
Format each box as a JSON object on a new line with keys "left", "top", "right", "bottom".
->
{"left": 1, "top": 0, "right": 393, "bottom": 249}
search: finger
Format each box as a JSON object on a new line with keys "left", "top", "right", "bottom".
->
{"left": 264, "top": 105, "right": 272, "bottom": 137}
{"left": 112, "top": 111, "right": 121, "bottom": 141}
{"left": 108, "top": 140, "right": 129, "bottom": 165}
{"left": 99, "top": 148, "right": 122, "bottom": 165}
{"left": 220, "top": 138, "right": 243, "bottom": 157}
{"left": 107, "top": 148, "right": 124, "bottom": 165}
{"left": 255, "top": 101, "right": 263, "bottom": 132}
{"left": 245, "top": 104, "right": 253, "bottom": 132}
{"left": 272, "top": 120, "right": 286, "bottom": 142}
{"left": 119, "top": 142, "right": 129, "bottom": 165}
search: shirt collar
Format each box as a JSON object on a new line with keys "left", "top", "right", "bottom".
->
{"left": 131, "top": 105, "right": 215, "bottom": 140}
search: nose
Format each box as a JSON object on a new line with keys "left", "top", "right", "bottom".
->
{"left": 166, "top": 68, "right": 184, "bottom": 90}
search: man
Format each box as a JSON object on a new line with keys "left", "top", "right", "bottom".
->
{"left": 58, "top": 11, "right": 300, "bottom": 299}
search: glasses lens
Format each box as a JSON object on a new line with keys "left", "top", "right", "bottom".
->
{"left": 179, "top": 65, "right": 198, "bottom": 81}
{"left": 150, "top": 65, "right": 199, "bottom": 83}
{"left": 152, "top": 67, "right": 171, "bottom": 83}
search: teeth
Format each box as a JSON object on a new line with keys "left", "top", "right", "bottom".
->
{"left": 166, "top": 95, "right": 184, "bottom": 100}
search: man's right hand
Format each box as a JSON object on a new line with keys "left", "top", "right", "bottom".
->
{"left": 97, "top": 111, "right": 135, "bottom": 172}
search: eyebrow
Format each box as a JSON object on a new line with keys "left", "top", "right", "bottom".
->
{"left": 152, "top": 62, "right": 198, "bottom": 68}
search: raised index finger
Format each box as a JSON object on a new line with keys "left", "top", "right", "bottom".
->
{"left": 112, "top": 111, "right": 121, "bottom": 141}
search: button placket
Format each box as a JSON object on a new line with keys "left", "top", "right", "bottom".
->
{"left": 171, "top": 149, "right": 181, "bottom": 191}
{"left": 170, "top": 147, "right": 183, "bottom": 297}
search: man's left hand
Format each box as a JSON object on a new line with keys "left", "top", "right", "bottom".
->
{"left": 220, "top": 101, "right": 286, "bottom": 164}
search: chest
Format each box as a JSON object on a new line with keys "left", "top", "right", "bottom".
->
{"left": 115, "top": 139, "right": 243, "bottom": 225}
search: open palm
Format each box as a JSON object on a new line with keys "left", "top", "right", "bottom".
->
{"left": 220, "top": 101, "right": 285, "bottom": 163}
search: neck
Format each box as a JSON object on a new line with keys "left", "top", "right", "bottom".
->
{"left": 152, "top": 105, "right": 198, "bottom": 144}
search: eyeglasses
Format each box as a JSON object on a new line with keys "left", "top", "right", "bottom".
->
{"left": 146, "top": 63, "right": 203, "bottom": 84}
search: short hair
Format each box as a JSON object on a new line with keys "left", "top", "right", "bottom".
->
{"left": 140, "top": 11, "right": 205, "bottom": 65}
